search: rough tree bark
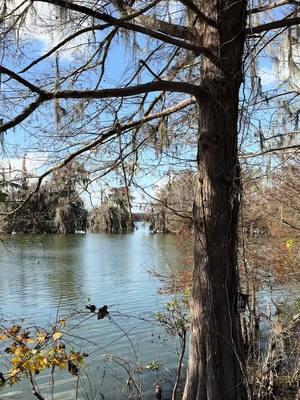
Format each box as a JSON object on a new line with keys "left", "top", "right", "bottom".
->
{"left": 183, "top": 1, "right": 248, "bottom": 399}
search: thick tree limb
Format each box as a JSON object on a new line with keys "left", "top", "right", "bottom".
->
{"left": 1, "top": 97, "right": 196, "bottom": 216}
{"left": 0, "top": 79, "right": 200, "bottom": 134}
{"left": 248, "top": 15, "right": 300, "bottom": 34}
{"left": 178, "top": 0, "right": 218, "bottom": 28}
{"left": 51, "top": 81, "right": 199, "bottom": 99}
{"left": 0, "top": 65, "right": 46, "bottom": 95}
{"left": 123, "top": 6, "right": 201, "bottom": 42}
{"left": 21, "top": 0, "right": 164, "bottom": 73}
{"left": 33, "top": 0, "right": 221, "bottom": 69}
{"left": 112, "top": 0, "right": 197, "bottom": 41}
{"left": 0, "top": 97, "right": 44, "bottom": 133}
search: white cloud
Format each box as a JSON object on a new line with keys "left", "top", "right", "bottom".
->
{"left": 7, "top": 1, "right": 90, "bottom": 59}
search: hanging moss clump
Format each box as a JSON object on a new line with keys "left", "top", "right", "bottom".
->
{"left": 0, "top": 162, "right": 88, "bottom": 234}
{"left": 88, "top": 187, "right": 134, "bottom": 233}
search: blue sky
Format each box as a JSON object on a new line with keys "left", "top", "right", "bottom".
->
{"left": 1, "top": 1, "right": 299, "bottom": 208}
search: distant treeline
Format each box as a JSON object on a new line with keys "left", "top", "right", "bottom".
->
{"left": 0, "top": 163, "right": 137, "bottom": 234}
{"left": 132, "top": 212, "right": 151, "bottom": 223}
{"left": 0, "top": 162, "right": 87, "bottom": 234}
{"left": 2, "top": 162, "right": 297, "bottom": 237}
{"left": 149, "top": 164, "right": 300, "bottom": 238}
{"left": 149, "top": 171, "right": 194, "bottom": 234}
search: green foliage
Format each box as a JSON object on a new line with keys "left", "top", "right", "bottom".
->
{"left": 155, "top": 296, "right": 190, "bottom": 337}
{"left": 145, "top": 361, "right": 161, "bottom": 371}
{"left": 183, "top": 287, "right": 191, "bottom": 299}
{"left": 286, "top": 238, "right": 296, "bottom": 251}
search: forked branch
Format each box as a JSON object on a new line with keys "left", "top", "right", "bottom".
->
{"left": 0, "top": 97, "right": 196, "bottom": 217}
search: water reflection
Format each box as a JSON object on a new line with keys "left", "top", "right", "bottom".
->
{"left": 0, "top": 226, "right": 181, "bottom": 399}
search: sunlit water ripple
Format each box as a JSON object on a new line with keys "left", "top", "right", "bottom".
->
{"left": 0, "top": 225, "right": 182, "bottom": 399}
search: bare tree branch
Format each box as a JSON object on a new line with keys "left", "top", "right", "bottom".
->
{"left": 270, "top": 213, "right": 300, "bottom": 230}
{"left": 178, "top": 0, "right": 218, "bottom": 28}
{"left": 52, "top": 82, "right": 200, "bottom": 100}
{"left": 248, "top": 0, "right": 299, "bottom": 14}
{"left": 20, "top": 24, "right": 111, "bottom": 73}
{"left": 0, "top": 65, "right": 46, "bottom": 95}
{"left": 33, "top": 0, "right": 222, "bottom": 68}
{"left": 248, "top": 15, "right": 300, "bottom": 34}
{"left": 0, "top": 97, "right": 196, "bottom": 216}
{"left": 21, "top": 0, "right": 165, "bottom": 74}
{"left": 0, "top": 79, "right": 200, "bottom": 134}
{"left": 133, "top": 179, "right": 192, "bottom": 220}
{"left": 241, "top": 144, "right": 300, "bottom": 158}
{"left": 0, "top": 97, "right": 45, "bottom": 133}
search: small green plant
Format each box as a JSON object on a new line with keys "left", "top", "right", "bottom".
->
{"left": 286, "top": 238, "right": 296, "bottom": 251}
{"left": 145, "top": 361, "right": 161, "bottom": 371}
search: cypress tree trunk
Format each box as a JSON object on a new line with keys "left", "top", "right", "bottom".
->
{"left": 183, "top": 1, "right": 248, "bottom": 399}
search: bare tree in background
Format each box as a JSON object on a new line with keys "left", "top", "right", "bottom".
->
{"left": 0, "top": 1, "right": 299, "bottom": 399}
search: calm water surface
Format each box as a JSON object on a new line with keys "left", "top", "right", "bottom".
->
{"left": 0, "top": 225, "right": 182, "bottom": 399}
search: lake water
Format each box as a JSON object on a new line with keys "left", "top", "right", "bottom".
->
{"left": 0, "top": 225, "right": 183, "bottom": 400}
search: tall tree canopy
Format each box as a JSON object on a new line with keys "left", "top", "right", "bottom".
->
{"left": 0, "top": 1, "right": 299, "bottom": 399}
